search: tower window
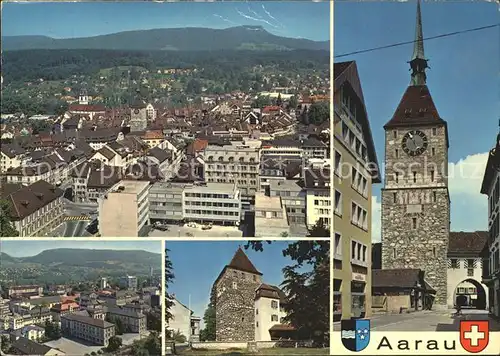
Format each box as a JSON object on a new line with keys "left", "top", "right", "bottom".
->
{"left": 393, "top": 192, "right": 397, "bottom": 203}
{"left": 393, "top": 131, "right": 397, "bottom": 139}
{"left": 433, "top": 247, "right": 436, "bottom": 257}
{"left": 413, "top": 171, "right": 417, "bottom": 183}
{"left": 393, "top": 248, "right": 397, "bottom": 258}
{"left": 432, "top": 147, "right": 435, "bottom": 156}
{"left": 395, "top": 172, "right": 399, "bottom": 183}
{"left": 412, "top": 218, "right": 417, "bottom": 229}
{"left": 432, "top": 128, "right": 437, "bottom": 136}
{"left": 433, "top": 191, "right": 437, "bottom": 202}
{"left": 430, "top": 170, "right": 435, "bottom": 182}
{"left": 395, "top": 149, "right": 399, "bottom": 158}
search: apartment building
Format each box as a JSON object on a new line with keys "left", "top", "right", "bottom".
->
{"left": 304, "top": 168, "right": 331, "bottom": 231}
{"left": 1, "top": 143, "right": 27, "bottom": 172}
{"left": 269, "top": 179, "right": 307, "bottom": 235}
{"left": 99, "top": 180, "right": 150, "bottom": 237}
{"left": 183, "top": 183, "right": 241, "bottom": 226}
{"left": 167, "top": 296, "right": 201, "bottom": 343}
{"left": 71, "top": 162, "right": 122, "bottom": 203}
{"left": 61, "top": 313, "right": 115, "bottom": 346}
{"left": 120, "top": 276, "right": 138, "bottom": 291}
{"left": 481, "top": 131, "right": 500, "bottom": 319}
{"left": 8, "top": 285, "right": 43, "bottom": 299}
{"left": 254, "top": 192, "right": 289, "bottom": 237}
{"left": 149, "top": 182, "right": 184, "bottom": 223}
{"left": 333, "top": 61, "right": 380, "bottom": 320}
{"left": 107, "top": 307, "right": 146, "bottom": 334}
{"left": 2, "top": 180, "right": 64, "bottom": 237}
{"left": 202, "top": 143, "right": 260, "bottom": 203}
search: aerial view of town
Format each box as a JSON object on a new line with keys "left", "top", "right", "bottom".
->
{"left": 0, "top": 1, "right": 330, "bottom": 238}
{"left": 165, "top": 240, "right": 329, "bottom": 355}
{"left": 332, "top": 0, "right": 499, "bottom": 345}
{"left": 0, "top": 241, "right": 162, "bottom": 355}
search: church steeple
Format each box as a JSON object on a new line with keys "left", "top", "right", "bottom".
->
{"left": 409, "top": 0, "right": 428, "bottom": 86}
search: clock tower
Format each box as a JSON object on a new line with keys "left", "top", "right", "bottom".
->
{"left": 129, "top": 89, "right": 148, "bottom": 132}
{"left": 381, "top": 0, "right": 450, "bottom": 309}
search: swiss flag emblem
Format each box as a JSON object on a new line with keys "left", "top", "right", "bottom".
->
{"left": 460, "top": 320, "right": 489, "bottom": 353}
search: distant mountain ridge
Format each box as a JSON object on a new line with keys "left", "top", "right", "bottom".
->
{"left": 1, "top": 248, "right": 160, "bottom": 266}
{"left": 2, "top": 26, "right": 329, "bottom": 51}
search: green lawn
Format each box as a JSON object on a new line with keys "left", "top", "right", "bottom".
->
{"left": 179, "top": 348, "right": 329, "bottom": 355}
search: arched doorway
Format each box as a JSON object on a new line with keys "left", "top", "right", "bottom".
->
{"left": 452, "top": 279, "right": 487, "bottom": 310}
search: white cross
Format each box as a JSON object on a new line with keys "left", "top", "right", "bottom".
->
{"left": 464, "top": 325, "right": 485, "bottom": 346}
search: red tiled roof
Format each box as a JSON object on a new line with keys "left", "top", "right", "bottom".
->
{"left": 269, "top": 324, "right": 295, "bottom": 331}
{"left": 448, "top": 231, "right": 488, "bottom": 257}
{"left": 384, "top": 85, "right": 445, "bottom": 129}
{"left": 262, "top": 106, "right": 281, "bottom": 113}
{"left": 69, "top": 104, "right": 106, "bottom": 112}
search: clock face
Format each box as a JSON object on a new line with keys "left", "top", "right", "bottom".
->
{"left": 401, "top": 130, "right": 428, "bottom": 156}
{"left": 134, "top": 109, "right": 140, "bottom": 114}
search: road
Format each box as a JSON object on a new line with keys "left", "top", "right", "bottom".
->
{"left": 44, "top": 199, "right": 98, "bottom": 237}
{"left": 333, "top": 309, "right": 500, "bottom": 332}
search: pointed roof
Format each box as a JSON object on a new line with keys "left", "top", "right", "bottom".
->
{"left": 411, "top": 0, "right": 425, "bottom": 61}
{"left": 409, "top": 0, "right": 429, "bottom": 86}
{"left": 383, "top": 85, "right": 446, "bottom": 129}
{"left": 227, "top": 248, "right": 262, "bottom": 275}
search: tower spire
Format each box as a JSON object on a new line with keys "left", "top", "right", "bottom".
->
{"left": 409, "top": 0, "right": 428, "bottom": 86}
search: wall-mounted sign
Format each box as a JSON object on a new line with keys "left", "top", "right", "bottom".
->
{"left": 352, "top": 272, "right": 366, "bottom": 282}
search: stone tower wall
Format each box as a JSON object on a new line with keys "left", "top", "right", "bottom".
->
{"left": 130, "top": 107, "right": 147, "bottom": 132}
{"left": 382, "top": 125, "right": 450, "bottom": 308}
{"left": 215, "top": 268, "right": 262, "bottom": 341}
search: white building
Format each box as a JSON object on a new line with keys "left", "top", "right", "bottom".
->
{"left": 183, "top": 183, "right": 241, "bottom": 226}
{"left": 481, "top": 132, "right": 500, "bottom": 319}
{"left": 446, "top": 232, "right": 489, "bottom": 310}
{"left": 166, "top": 296, "right": 200, "bottom": 342}
{"left": 254, "top": 192, "right": 289, "bottom": 237}
{"left": 304, "top": 167, "right": 331, "bottom": 231}
{"left": 120, "top": 276, "right": 138, "bottom": 291}
{"left": 99, "top": 180, "right": 150, "bottom": 237}
{"left": 254, "top": 284, "right": 288, "bottom": 341}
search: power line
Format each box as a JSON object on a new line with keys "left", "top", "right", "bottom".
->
{"left": 334, "top": 23, "right": 499, "bottom": 59}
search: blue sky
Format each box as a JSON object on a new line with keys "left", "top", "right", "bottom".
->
{"left": 335, "top": 1, "right": 499, "bottom": 239}
{"left": 167, "top": 240, "right": 302, "bottom": 324}
{"left": 0, "top": 240, "right": 162, "bottom": 257}
{"left": 2, "top": 1, "right": 329, "bottom": 41}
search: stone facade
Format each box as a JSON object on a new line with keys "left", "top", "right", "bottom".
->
{"left": 130, "top": 106, "right": 147, "bottom": 132}
{"left": 215, "top": 267, "right": 262, "bottom": 341}
{"left": 382, "top": 124, "right": 450, "bottom": 308}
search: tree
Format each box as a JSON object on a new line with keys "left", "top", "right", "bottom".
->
{"left": 146, "top": 311, "right": 161, "bottom": 332}
{"left": 307, "top": 101, "right": 329, "bottom": 125}
{"left": 143, "top": 332, "right": 161, "bottom": 355}
{"left": 165, "top": 246, "right": 175, "bottom": 323}
{"left": 0, "top": 200, "right": 19, "bottom": 237}
{"left": 107, "top": 316, "right": 125, "bottom": 335}
{"left": 251, "top": 95, "right": 271, "bottom": 108}
{"left": 44, "top": 320, "right": 61, "bottom": 341}
{"left": 171, "top": 330, "right": 186, "bottom": 343}
{"left": 106, "top": 336, "right": 122, "bottom": 352}
{"left": 1, "top": 335, "right": 11, "bottom": 354}
{"left": 200, "top": 288, "right": 216, "bottom": 341}
{"left": 307, "top": 220, "right": 330, "bottom": 238}
{"left": 276, "top": 93, "right": 283, "bottom": 107}
{"left": 288, "top": 96, "right": 298, "bottom": 110}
